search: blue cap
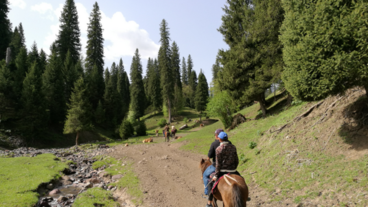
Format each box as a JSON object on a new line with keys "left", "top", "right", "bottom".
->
{"left": 218, "top": 132, "right": 228, "bottom": 140}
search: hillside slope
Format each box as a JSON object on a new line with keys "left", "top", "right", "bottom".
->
{"left": 179, "top": 88, "right": 368, "bottom": 206}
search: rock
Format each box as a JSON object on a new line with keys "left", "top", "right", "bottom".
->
{"left": 89, "top": 178, "right": 100, "bottom": 184}
{"left": 57, "top": 196, "right": 68, "bottom": 203}
{"left": 85, "top": 182, "right": 93, "bottom": 188}
{"left": 46, "top": 183, "right": 54, "bottom": 190}
{"left": 111, "top": 174, "right": 123, "bottom": 181}
{"left": 49, "top": 189, "right": 61, "bottom": 196}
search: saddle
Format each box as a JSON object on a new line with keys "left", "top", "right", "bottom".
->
{"left": 210, "top": 172, "right": 240, "bottom": 194}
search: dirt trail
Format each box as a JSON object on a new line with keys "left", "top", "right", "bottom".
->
{"left": 110, "top": 137, "right": 213, "bottom": 207}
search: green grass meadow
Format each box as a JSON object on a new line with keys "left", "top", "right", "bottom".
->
{"left": 0, "top": 154, "right": 67, "bottom": 207}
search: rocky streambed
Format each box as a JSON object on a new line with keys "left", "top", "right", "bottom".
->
{"left": 0, "top": 144, "right": 123, "bottom": 207}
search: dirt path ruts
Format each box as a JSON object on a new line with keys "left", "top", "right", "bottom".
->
{"left": 110, "top": 137, "right": 212, "bottom": 207}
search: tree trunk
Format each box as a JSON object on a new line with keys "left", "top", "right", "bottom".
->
{"left": 286, "top": 92, "right": 293, "bottom": 106}
{"left": 76, "top": 131, "right": 79, "bottom": 146}
{"left": 258, "top": 93, "right": 267, "bottom": 117}
{"left": 168, "top": 99, "right": 172, "bottom": 124}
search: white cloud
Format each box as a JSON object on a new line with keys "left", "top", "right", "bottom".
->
{"left": 41, "top": 2, "right": 159, "bottom": 63}
{"left": 31, "top": 3, "right": 53, "bottom": 14}
{"left": 31, "top": 2, "right": 54, "bottom": 20}
{"left": 9, "top": 0, "right": 26, "bottom": 9}
{"left": 102, "top": 12, "right": 160, "bottom": 61}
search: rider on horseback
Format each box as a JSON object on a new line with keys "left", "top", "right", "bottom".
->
{"left": 206, "top": 131, "right": 240, "bottom": 207}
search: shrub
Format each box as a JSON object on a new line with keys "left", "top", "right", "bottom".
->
{"left": 206, "top": 91, "right": 237, "bottom": 128}
{"left": 249, "top": 141, "right": 257, "bottom": 149}
{"left": 183, "top": 117, "right": 188, "bottom": 124}
{"left": 119, "top": 120, "right": 134, "bottom": 139}
{"left": 157, "top": 118, "right": 167, "bottom": 127}
{"left": 135, "top": 121, "right": 147, "bottom": 136}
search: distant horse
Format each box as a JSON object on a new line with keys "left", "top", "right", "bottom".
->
{"left": 200, "top": 159, "right": 249, "bottom": 207}
{"left": 165, "top": 131, "right": 170, "bottom": 142}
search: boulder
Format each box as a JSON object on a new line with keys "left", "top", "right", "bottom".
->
{"left": 49, "top": 189, "right": 61, "bottom": 196}
{"left": 57, "top": 196, "right": 68, "bottom": 203}
{"left": 111, "top": 174, "right": 123, "bottom": 181}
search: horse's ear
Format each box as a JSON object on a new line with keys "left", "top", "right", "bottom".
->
{"left": 201, "top": 158, "right": 204, "bottom": 164}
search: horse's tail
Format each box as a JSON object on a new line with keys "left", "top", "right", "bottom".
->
{"left": 232, "top": 183, "right": 246, "bottom": 207}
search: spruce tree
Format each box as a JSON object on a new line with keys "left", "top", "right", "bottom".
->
{"left": 21, "top": 62, "right": 47, "bottom": 140}
{"left": 117, "top": 58, "right": 129, "bottom": 120}
{"left": 14, "top": 47, "right": 28, "bottom": 98}
{"left": 39, "top": 49, "right": 47, "bottom": 74}
{"left": 187, "top": 55, "right": 193, "bottom": 82}
{"left": 158, "top": 19, "right": 174, "bottom": 123}
{"left": 9, "top": 27, "right": 22, "bottom": 60}
{"left": 85, "top": 2, "right": 104, "bottom": 106}
{"left": 130, "top": 49, "right": 146, "bottom": 120}
{"left": 64, "top": 78, "right": 90, "bottom": 146}
{"left": 18, "top": 23, "right": 25, "bottom": 46}
{"left": 0, "top": 0, "right": 11, "bottom": 61}
{"left": 56, "top": 0, "right": 81, "bottom": 63}
{"left": 189, "top": 70, "right": 197, "bottom": 108}
{"left": 149, "top": 58, "right": 162, "bottom": 112}
{"left": 171, "top": 42, "right": 183, "bottom": 114}
{"left": 63, "top": 50, "right": 78, "bottom": 103}
{"left": 281, "top": 0, "right": 368, "bottom": 100}
{"left": 42, "top": 48, "right": 66, "bottom": 125}
{"left": 181, "top": 57, "right": 187, "bottom": 85}
{"left": 195, "top": 70, "right": 209, "bottom": 113}
{"left": 104, "top": 63, "right": 121, "bottom": 127}
{"left": 212, "top": 56, "right": 221, "bottom": 83}
{"left": 28, "top": 42, "right": 39, "bottom": 67}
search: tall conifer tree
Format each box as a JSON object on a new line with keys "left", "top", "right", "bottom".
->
{"left": 158, "top": 19, "right": 174, "bottom": 123}
{"left": 181, "top": 57, "right": 187, "bottom": 85}
{"left": 171, "top": 42, "right": 183, "bottom": 114}
{"left": 130, "top": 49, "right": 146, "bottom": 120}
{"left": 63, "top": 50, "right": 78, "bottom": 103}
{"left": 195, "top": 70, "right": 209, "bottom": 113}
{"left": 42, "top": 48, "right": 66, "bottom": 125}
{"left": 21, "top": 62, "right": 47, "bottom": 140}
{"left": 149, "top": 59, "right": 162, "bottom": 112}
{"left": 64, "top": 78, "right": 90, "bottom": 146}
{"left": 187, "top": 55, "right": 193, "bottom": 82}
{"left": 18, "top": 23, "right": 25, "bottom": 46}
{"left": 117, "top": 59, "right": 129, "bottom": 120}
{"left": 85, "top": 2, "right": 104, "bottom": 107}
{"left": 56, "top": 0, "right": 81, "bottom": 63}
{"left": 0, "top": 0, "right": 11, "bottom": 61}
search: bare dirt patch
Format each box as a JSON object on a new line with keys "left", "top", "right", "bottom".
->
{"left": 109, "top": 139, "right": 212, "bottom": 207}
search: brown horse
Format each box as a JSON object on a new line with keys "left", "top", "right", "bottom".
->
{"left": 200, "top": 158, "right": 249, "bottom": 207}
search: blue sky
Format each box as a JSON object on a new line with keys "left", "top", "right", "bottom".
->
{"left": 8, "top": 0, "right": 229, "bottom": 82}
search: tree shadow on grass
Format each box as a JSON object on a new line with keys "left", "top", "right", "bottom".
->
{"left": 338, "top": 95, "right": 368, "bottom": 150}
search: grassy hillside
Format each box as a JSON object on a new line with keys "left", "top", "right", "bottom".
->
{"left": 178, "top": 88, "right": 368, "bottom": 206}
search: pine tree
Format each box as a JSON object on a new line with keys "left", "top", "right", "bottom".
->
{"left": 158, "top": 19, "right": 174, "bottom": 123}
{"left": 189, "top": 70, "right": 197, "bottom": 108}
{"left": 144, "top": 58, "right": 152, "bottom": 104}
{"left": 104, "top": 63, "right": 121, "bottom": 127}
{"left": 149, "top": 58, "right": 162, "bottom": 112}
{"left": 181, "top": 57, "right": 187, "bottom": 85}
{"left": 87, "top": 64, "right": 102, "bottom": 111}
{"left": 187, "top": 55, "right": 193, "bottom": 83}
{"left": 28, "top": 42, "right": 39, "bottom": 67}
{"left": 130, "top": 49, "right": 146, "bottom": 120}
{"left": 0, "top": 0, "right": 11, "bottom": 61}
{"left": 18, "top": 23, "right": 25, "bottom": 46}
{"left": 195, "top": 70, "right": 209, "bottom": 113}
{"left": 56, "top": 0, "right": 81, "bottom": 63}
{"left": 64, "top": 78, "right": 90, "bottom": 146}
{"left": 212, "top": 55, "right": 221, "bottom": 82}
{"left": 39, "top": 49, "right": 47, "bottom": 74}
{"left": 42, "top": 48, "right": 66, "bottom": 125}
{"left": 9, "top": 27, "right": 22, "bottom": 60}
{"left": 63, "top": 50, "right": 78, "bottom": 103}
{"left": 124, "top": 70, "right": 130, "bottom": 105}
{"left": 94, "top": 100, "right": 105, "bottom": 124}
{"left": 14, "top": 47, "right": 28, "bottom": 98}
{"left": 171, "top": 42, "right": 183, "bottom": 114}
{"left": 85, "top": 2, "right": 104, "bottom": 106}
{"left": 281, "top": 0, "right": 368, "bottom": 100}
{"left": 21, "top": 62, "right": 47, "bottom": 140}
{"left": 117, "top": 58, "right": 129, "bottom": 120}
